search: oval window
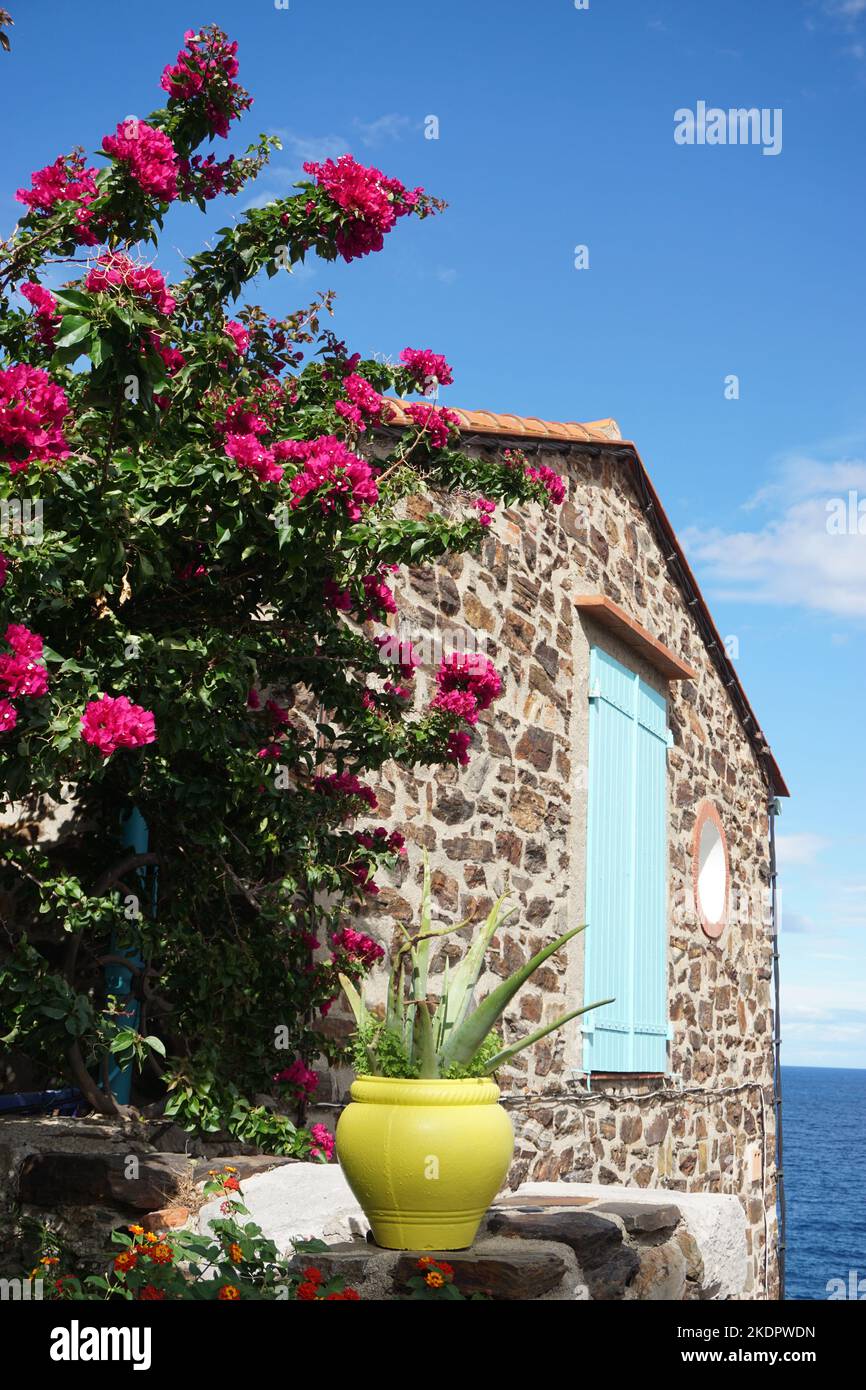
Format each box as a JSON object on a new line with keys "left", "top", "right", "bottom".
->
{"left": 693, "top": 802, "right": 729, "bottom": 940}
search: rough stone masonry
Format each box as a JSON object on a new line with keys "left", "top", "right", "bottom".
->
{"left": 320, "top": 425, "right": 780, "bottom": 1300}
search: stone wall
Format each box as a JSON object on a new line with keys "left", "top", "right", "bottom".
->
{"left": 322, "top": 438, "right": 778, "bottom": 1298}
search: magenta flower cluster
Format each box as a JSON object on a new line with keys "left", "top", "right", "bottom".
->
{"left": 399, "top": 347, "right": 453, "bottom": 389}
{"left": 313, "top": 770, "right": 378, "bottom": 810}
{"left": 432, "top": 652, "right": 504, "bottom": 765}
{"left": 101, "top": 120, "right": 179, "bottom": 203}
{"left": 331, "top": 926, "right": 385, "bottom": 968}
{"left": 0, "top": 625, "right": 50, "bottom": 734}
{"left": 273, "top": 1058, "right": 318, "bottom": 1101}
{"left": 85, "top": 251, "right": 176, "bottom": 316}
{"left": 0, "top": 364, "right": 70, "bottom": 475}
{"left": 160, "top": 27, "right": 251, "bottom": 139}
{"left": 303, "top": 154, "right": 422, "bottom": 262}
{"left": 405, "top": 401, "right": 461, "bottom": 450}
{"left": 80, "top": 694, "right": 157, "bottom": 758}
{"left": 20, "top": 282, "right": 59, "bottom": 348}
{"left": 287, "top": 436, "right": 379, "bottom": 521}
{"left": 334, "top": 372, "right": 393, "bottom": 430}
{"left": 15, "top": 152, "right": 101, "bottom": 245}
{"left": 524, "top": 462, "right": 566, "bottom": 505}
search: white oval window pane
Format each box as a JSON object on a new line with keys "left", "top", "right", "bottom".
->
{"left": 697, "top": 820, "right": 726, "bottom": 925}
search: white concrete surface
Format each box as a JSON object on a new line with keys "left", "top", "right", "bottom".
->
{"left": 197, "top": 1163, "right": 368, "bottom": 1253}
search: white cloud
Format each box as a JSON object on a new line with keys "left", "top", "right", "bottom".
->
{"left": 682, "top": 450, "right": 866, "bottom": 619}
{"left": 776, "top": 833, "right": 831, "bottom": 866}
{"left": 270, "top": 130, "right": 349, "bottom": 167}
{"left": 353, "top": 114, "right": 414, "bottom": 147}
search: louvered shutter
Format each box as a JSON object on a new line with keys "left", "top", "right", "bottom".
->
{"left": 583, "top": 648, "right": 669, "bottom": 1074}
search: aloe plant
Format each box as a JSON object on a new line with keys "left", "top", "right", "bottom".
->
{"left": 340, "top": 854, "right": 613, "bottom": 1079}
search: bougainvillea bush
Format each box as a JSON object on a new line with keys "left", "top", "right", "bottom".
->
{"left": 0, "top": 26, "right": 565, "bottom": 1151}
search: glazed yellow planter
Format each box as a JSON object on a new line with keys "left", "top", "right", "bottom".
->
{"left": 335, "top": 1076, "right": 514, "bottom": 1250}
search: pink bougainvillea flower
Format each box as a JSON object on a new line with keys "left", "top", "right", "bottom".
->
{"left": 273, "top": 1058, "right": 318, "bottom": 1100}
{"left": 224, "top": 319, "right": 250, "bottom": 357}
{"left": 323, "top": 579, "right": 352, "bottom": 612}
{"left": 5, "top": 624, "right": 43, "bottom": 660}
{"left": 332, "top": 924, "right": 385, "bottom": 966}
{"left": 524, "top": 462, "right": 566, "bottom": 505}
{"left": 0, "top": 698, "right": 18, "bottom": 734}
{"left": 284, "top": 436, "right": 379, "bottom": 521}
{"left": 102, "top": 120, "right": 179, "bottom": 203}
{"left": 309, "top": 1123, "right": 335, "bottom": 1162}
{"left": 435, "top": 651, "right": 502, "bottom": 712}
{"left": 0, "top": 625, "right": 49, "bottom": 699}
{"left": 0, "top": 365, "right": 70, "bottom": 475}
{"left": 80, "top": 694, "right": 156, "bottom": 757}
{"left": 303, "top": 154, "right": 425, "bottom": 262}
{"left": 430, "top": 686, "right": 482, "bottom": 725}
{"left": 84, "top": 251, "right": 175, "bottom": 316}
{"left": 473, "top": 496, "right": 496, "bottom": 528}
{"left": 354, "top": 826, "right": 406, "bottom": 857}
{"left": 16, "top": 152, "right": 101, "bottom": 245}
{"left": 178, "top": 152, "right": 236, "bottom": 201}
{"left": 446, "top": 729, "right": 472, "bottom": 766}
{"left": 223, "top": 431, "right": 283, "bottom": 484}
{"left": 148, "top": 332, "right": 186, "bottom": 376}
{"left": 334, "top": 373, "right": 393, "bottom": 430}
{"left": 375, "top": 630, "right": 420, "bottom": 682}
{"left": 405, "top": 402, "right": 460, "bottom": 450}
{"left": 20, "top": 282, "right": 60, "bottom": 347}
{"left": 399, "top": 347, "right": 453, "bottom": 390}
{"left": 160, "top": 27, "right": 251, "bottom": 138}
{"left": 360, "top": 573, "right": 397, "bottom": 619}
{"left": 312, "top": 770, "right": 378, "bottom": 810}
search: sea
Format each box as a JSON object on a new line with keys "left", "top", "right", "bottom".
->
{"left": 783, "top": 1065, "right": 866, "bottom": 1301}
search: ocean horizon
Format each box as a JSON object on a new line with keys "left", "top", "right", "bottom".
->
{"left": 783, "top": 1064, "right": 865, "bottom": 1301}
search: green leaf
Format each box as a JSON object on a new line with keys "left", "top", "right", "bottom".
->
{"left": 54, "top": 316, "right": 91, "bottom": 348}
{"left": 442, "top": 924, "right": 587, "bottom": 1069}
{"left": 482, "top": 1000, "right": 614, "bottom": 1073}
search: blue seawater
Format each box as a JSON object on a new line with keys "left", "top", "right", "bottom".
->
{"left": 783, "top": 1066, "right": 866, "bottom": 1300}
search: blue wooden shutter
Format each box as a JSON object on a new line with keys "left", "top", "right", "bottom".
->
{"left": 584, "top": 648, "right": 669, "bottom": 1074}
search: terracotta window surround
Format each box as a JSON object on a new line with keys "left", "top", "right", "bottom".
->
{"left": 575, "top": 595, "right": 697, "bottom": 682}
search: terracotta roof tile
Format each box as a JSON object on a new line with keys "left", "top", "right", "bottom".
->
{"left": 384, "top": 400, "right": 621, "bottom": 444}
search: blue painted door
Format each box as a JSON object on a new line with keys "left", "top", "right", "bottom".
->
{"left": 583, "top": 648, "right": 669, "bottom": 1074}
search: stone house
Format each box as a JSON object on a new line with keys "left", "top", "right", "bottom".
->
{"left": 329, "top": 405, "right": 787, "bottom": 1299}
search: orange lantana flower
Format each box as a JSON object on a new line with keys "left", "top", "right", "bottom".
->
{"left": 218, "top": 1284, "right": 241, "bottom": 1300}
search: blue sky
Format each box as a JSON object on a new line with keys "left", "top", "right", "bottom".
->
{"left": 2, "top": 1, "right": 864, "bottom": 1065}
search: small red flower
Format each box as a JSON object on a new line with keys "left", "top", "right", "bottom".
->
{"left": 147, "top": 1243, "right": 173, "bottom": 1265}
{"left": 218, "top": 1284, "right": 241, "bottom": 1300}
{"left": 139, "top": 1284, "right": 166, "bottom": 1301}
{"left": 296, "top": 1281, "right": 318, "bottom": 1300}
{"left": 113, "top": 1251, "right": 137, "bottom": 1274}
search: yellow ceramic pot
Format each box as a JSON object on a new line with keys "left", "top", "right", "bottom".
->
{"left": 335, "top": 1075, "right": 514, "bottom": 1250}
